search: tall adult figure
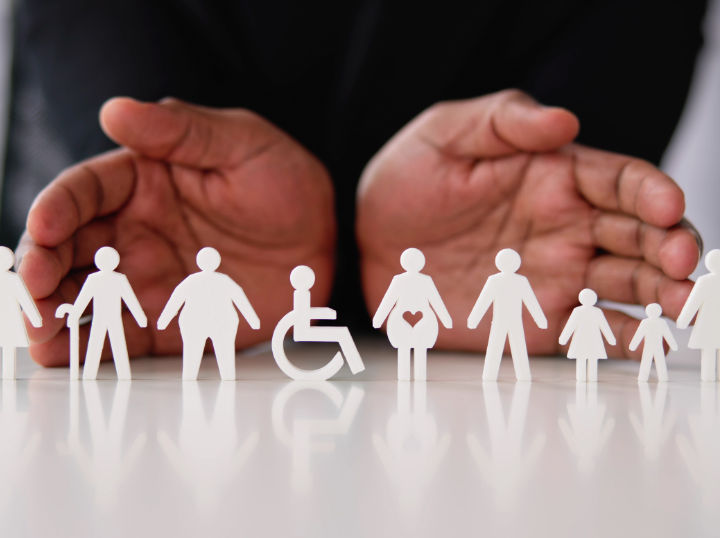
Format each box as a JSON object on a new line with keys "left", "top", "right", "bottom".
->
{"left": 157, "top": 247, "right": 260, "bottom": 381}
{"left": 372, "top": 248, "right": 452, "bottom": 381}
{"left": 677, "top": 249, "right": 720, "bottom": 382}
{"left": 0, "top": 246, "right": 42, "bottom": 379}
{"left": 467, "top": 249, "right": 547, "bottom": 382}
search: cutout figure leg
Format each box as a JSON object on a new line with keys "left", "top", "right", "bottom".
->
{"left": 107, "top": 322, "right": 131, "bottom": 380}
{"left": 482, "top": 327, "right": 506, "bottom": 382}
{"left": 414, "top": 347, "right": 427, "bottom": 381}
{"left": 83, "top": 322, "right": 108, "bottom": 380}
{"left": 588, "top": 358, "right": 598, "bottom": 382}
{"left": 576, "top": 358, "right": 587, "bottom": 382}
{"left": 212, "top": 334, "right": 236, "bottom": 381}
{"left": 701, "top": 349, "right": 716, "bottom": 382}
{"left": 308, "top": 327, "right": 365, "bottom": 374}
{"left": 654, "top": 352, "right": 668, "bottom": 382}
{"left": 398, "top": 347, "right": 410, "bottom": 381}
{"left": 637, "top": 351, "right": 652, "bottom": 382}
{"left": 181, "top": 335, "right": 206, "bottom": 381}
{"left": 2, "top": 347, "right": 16, "bottom": 380}
{"left": 507, "top": 326, "right": 531, "bottom": 381}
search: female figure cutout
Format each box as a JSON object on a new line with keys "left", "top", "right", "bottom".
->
{"left": 0, "top": 246, "right": 43, "bottom": 379}
{"left": 677, "top": 249, "right": 720, "bottom": 381}
{"left": 372, "top": 248, "right": 452, "bottom": 381}
{"left": 558, "top": 289, "right": 616, "bottom": 382}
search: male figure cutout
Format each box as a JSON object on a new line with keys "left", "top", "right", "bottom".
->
{"left": 467, "top": 249, "right": 547, "bottom": 381}
{"left": 72, "top": 247, "right": 147, "bottom": 380}
{"left": 630, "top": 303, "right": 678, "bottom": 382}
{"left": 157, "top": 247, "right": 261, "bottom": 380}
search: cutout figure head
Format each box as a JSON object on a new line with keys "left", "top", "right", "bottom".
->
{"left": 495, "top": 248, "right": 521, "bottom": 273}
{"left": 94, "top": 246, "right": 120, "bottom": 271}
{"left": 290, "top": 265, "right": 315, "bottom": 291}
{"left": 0, "top": 246, "right": 14, "bottom": 271}
{"left": 578, "top": 288, "right": 597, "bottom": 306}
{"left": 400, "top": 248, "right": 425, "bottom": 273}
{"left": 705, "top": 249, "right": 720, "bottom": 274}
{"left": 197, "top": 247, "right": 221, "bottom": 271}
{"left": 646, "top": 303, "right": 662, "bottom": 318}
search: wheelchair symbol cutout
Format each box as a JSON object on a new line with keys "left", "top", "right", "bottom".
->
{"left": 271, "top": 265, "right": 365, "bottom": 381}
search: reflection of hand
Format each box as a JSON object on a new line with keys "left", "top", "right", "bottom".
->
{"left": 18, "top": 98, "right": 336, "bottom": 366}
{"left": 358, "top": 90, "right": 698, "bottom": 358}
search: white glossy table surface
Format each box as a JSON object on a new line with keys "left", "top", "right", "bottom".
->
{"left": 2, "top": 338, "right": 718, "bottom": 538}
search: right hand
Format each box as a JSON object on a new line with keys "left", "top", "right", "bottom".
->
{"left": 18, "top": 98, "right": 336, "bottom": 366}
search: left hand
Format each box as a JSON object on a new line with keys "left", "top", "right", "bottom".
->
{"left": 357, "top": 90, "right": 699, "bottom": 358}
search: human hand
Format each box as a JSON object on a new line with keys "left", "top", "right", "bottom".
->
{"left": 357, "top": 90, "right": 699, "bottom": 358}
{"left": 19, "top": 98, "right": 336, "bottom": 366}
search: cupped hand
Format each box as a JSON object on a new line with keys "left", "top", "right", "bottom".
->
{"left": 19, "top": 98, "right": 336, "bottom": 366}
{"left": 357, "top": 90, "right": 699, "bottom": 358}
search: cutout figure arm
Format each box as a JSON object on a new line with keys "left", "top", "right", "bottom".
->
{"left": 71, "top": 278, "right": 95, "bottom": 322}
{"left": 676, "top": 280, "right": 704, "bottom": 329}
{"left": 157, "top": 282, "right": 187, "bottom": 330}
{"left": 427, "top": 279, "right": 452, "bottom": 329}
{"left": 310, "top": 307, "right": 337, "bottom": 321}
{"left": 558, "top": 309, "right": 579, "bottom": 346}
{"left": 120, "top": 275, "right": 147, "bottom": 327}
{"left": 628, "top": 320, "right": 647, "bottom": 352}
{"left": 598, "top": 311, "right": 616, "bottom": 346}
{"left": 372, "top": 277, "right": 400, "bottom": 329}
{"left": 662, "top": 321, "right": 679, "bottom": 351}
{"left": 14, "top": 275, "right": 42, "bottom": 327}
{"left": 521, "top": 278, "right": 547, "bottom": 329}
{"left": 467, "top": 279, "right": 494, "bottom": 329}
{"left": 230, "top": 283, "right": 260, "bottom": 330}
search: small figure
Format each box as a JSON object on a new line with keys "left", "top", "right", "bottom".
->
{"left": 372, "top": 248, "right": 453, "bottom": 381}
{"left": 467, "top": 248, "right": 547, "bottom": 382}
{"left": 558, "top": 288, "right": 616, "bottom": 382}
{"left": 69, "top": 247, "right": 147, "bottom": 380}
{"left": 272, "top": 265, "right": 365, "bottom": 380}
{"left": 629, "top": 303, "right": 678, "bottom": 382}
{"left": 677, "top": 249, "right": 720, "bottom": 382}
{"left": 0, "top": 246, "right": 42, "bottom": 379}
{"left": 157, "top": 247, "right": 260, "bottom": 381}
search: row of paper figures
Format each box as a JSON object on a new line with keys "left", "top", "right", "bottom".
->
{"left": 1, "top": 245, "right": 718, "bottom": 383}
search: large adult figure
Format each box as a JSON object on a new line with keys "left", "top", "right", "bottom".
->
{"left": 373, "top": 248, "right": 453, "bottom": 381}
{"left": 0, "top": 246, "right": 42, "bottom": 379}
{"left": 157, "top": 247, "right": 261, "bottom": 381}
{"left": 677, "top": 249, "right": 720, "bottom": 381}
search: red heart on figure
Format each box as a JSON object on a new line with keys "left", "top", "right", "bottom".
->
{"left": 402, "top": 310, "right": 423, "bottom": 327}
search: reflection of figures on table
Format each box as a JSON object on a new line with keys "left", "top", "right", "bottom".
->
{"left": 677, "top": 250, "right": 720, "bottom": 382}
{"left": 272, "top": 265, "right": 364, "bottom": 380}
{"left": 157, "top": 247, "right": 260, "bottom": 381}
{"left": 558, "top": 289, "right": 615, "bottom": 383}
{"left": 467, "top": 248, "right": 547, "bottom": 381}
{"left": 372, "top": 248, "right": 452, "bottom": 381}
{"left": 629, "top": 382, "right": 675, "bottom": 461}
{"left": 630, "top": 303, "right": 678, "bottom": 382}
{"left": 0, "top": 246, "right": 42, "bottom": 380}
{"left": 466, "top": 382, "right": 545, "bottom": 508}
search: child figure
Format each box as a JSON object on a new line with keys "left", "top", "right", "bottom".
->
{"left": 629, "top": 303, "right": 678, "bottom": 382}
{"left": 558, "top": 289, "right": 616, "bottom": 382}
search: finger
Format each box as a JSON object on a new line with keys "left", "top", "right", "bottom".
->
{"left": 572, "top": 145, "right": 685, "bottom": 228}
{"left": 100, "top": 97, "right": 282, "bottom": 169}
{"left": 592, "top": 213, "right": 700, "bottom": 279}
{"left": 585, "top": 255, "right": 694, "bottom": 319}
{"left": 26, "top": 149, "right": 136, "bottom": 247}
{"left": 416, "top": 89, "right": 580, "bottom": 158}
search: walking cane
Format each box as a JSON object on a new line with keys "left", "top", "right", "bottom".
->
{"left": 55, "top": 304, "right": 79, "bottom": 379}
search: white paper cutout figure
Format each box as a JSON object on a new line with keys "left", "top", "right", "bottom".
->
{"left": 0, "top": 246, "right": 42, "bottom": 379}
{"left": 677, "top": 249, "right": 720, "bottom": 381}
{"left": 467, "top": 248, "right": 547, "bottom": 381}
{"left": 272, "top": 382, "right": 364, "bottom": 492}
{"left": 558, "top": 288, "right": 616, "bottom": 382}
{"left": 55, "top": 304, "right": 81, "bottom": 379}
{"left": 372, "top": 248, "right": 453, "bottom": 381}
{"left": 272, "top": 265, "right": 365, "bottom": 380}
{"left": 629, "top": 303, "right": 678, "bottom": 382}
{"left": 157, "top": 247, "right": 261, "bottom": 381}
{"left": 64, "top": 247, "right": 147, "bottom": 380}
{"left": 629, "top": 382, "right": 675, "bottom": 461}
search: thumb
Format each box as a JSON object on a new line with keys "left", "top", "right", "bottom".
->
{"left": 417, "top": 89, "right": 580, "bottom": 158}
{"left": 99, "top": 97, "right": 280, "bottom": 169}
